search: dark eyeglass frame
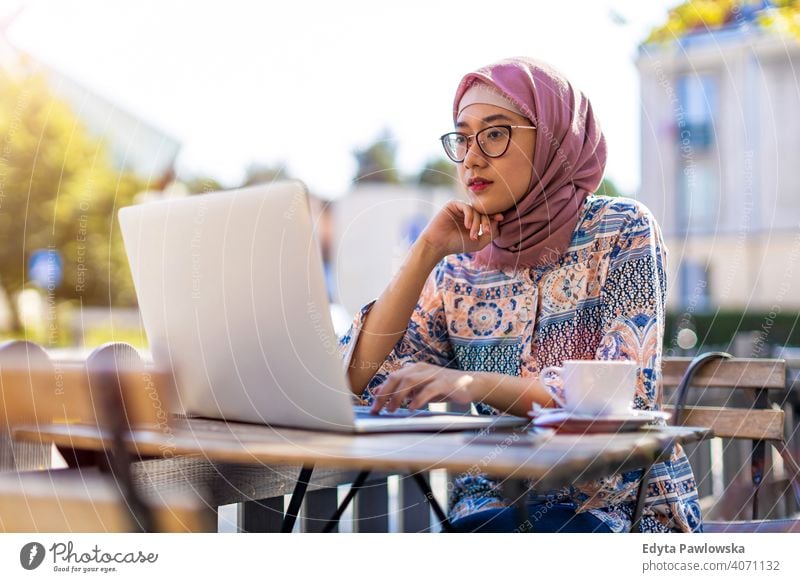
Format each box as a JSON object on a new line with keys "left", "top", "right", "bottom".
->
{"left": 439, "top": 124, "right": 537, "bottom": 163}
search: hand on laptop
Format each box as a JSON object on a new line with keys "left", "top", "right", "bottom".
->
{"left": 369, "top": 363, "right": 478, "bottom": 414}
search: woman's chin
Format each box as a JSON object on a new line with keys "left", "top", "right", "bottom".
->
{"left": 468, "top": 195, "right": 508, "bottom": 217}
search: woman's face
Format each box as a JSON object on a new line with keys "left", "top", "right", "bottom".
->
{"left": 455, "top": 103, "right": 536, "bottom": 216}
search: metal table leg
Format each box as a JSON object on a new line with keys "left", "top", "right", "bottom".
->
{"left": 321, "top": 470, "right": 371, "bottom": 533}
{"left": 412, "top": 472, "right": 454, "bottom": 533}
{"left": 281, "top": 465, "right": 314, "bottom": 533}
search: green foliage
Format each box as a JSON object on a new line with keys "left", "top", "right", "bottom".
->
{"left": 0, "top": 65, "right": 149, "bottom": 314}
{"left": 81, "top": 325, "right": 149, "bottom": 350}
{"left": 665, "top": 309, "right": 800, "bottom": 352}
{"left": 184, "top": 175, "right": 224, "bottom": 194}
{"left": 352, "top": 129, "right": 400, "bottom": 184}
{"left": 597, "top": 178, "right": 623, "bottom": 198}
{"left": 416, "top": 157, "right": 457, "bottom": 187}
{"left": 241, "top": 162, "right": 290, "bottom": 187}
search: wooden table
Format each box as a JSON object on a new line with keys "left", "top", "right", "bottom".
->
{"left": 14, "top": 418, "right": 712, "bottom": 532}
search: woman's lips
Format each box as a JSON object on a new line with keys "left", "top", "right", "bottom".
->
{"left": 468, "top": 181, "right": 493, "bottom": 192}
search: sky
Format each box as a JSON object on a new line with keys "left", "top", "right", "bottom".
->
{"left": 4, "top": 0, "right": 681, "bottom": 199}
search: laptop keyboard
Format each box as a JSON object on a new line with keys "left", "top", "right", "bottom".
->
{"left": 353, "top": 405, "right": 446, "bottom": 419}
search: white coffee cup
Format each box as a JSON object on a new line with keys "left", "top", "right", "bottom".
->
{"left": 540, "top": 359, "right": 638, "bottom": 416}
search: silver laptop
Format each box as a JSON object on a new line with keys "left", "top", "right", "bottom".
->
{"left": 118, "top": 180, "right": 528, "bottom": 433}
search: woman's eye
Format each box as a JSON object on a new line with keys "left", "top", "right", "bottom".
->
{"left": 485, "top": 129, "right": 503, "bottom": 141}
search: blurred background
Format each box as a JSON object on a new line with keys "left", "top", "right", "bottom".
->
{"left": 0, "top": 0, "right": 799, "bottom": 365}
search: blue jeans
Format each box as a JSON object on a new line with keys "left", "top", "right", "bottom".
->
{"left": 449, "top": 503, "right": 613, "bottom": 533}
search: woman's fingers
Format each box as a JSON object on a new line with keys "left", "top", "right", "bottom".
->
{"left": 469, "top": 210, "right": 497, "bottom": 241}
{"left": 449, "top": 201, "right": 503, "bottom": 243}
{"left": 371, "top": 364, "right": 478, "bottom": 414}
{"left": 454, "top": 201, "right": 472, "bottom": 230}
{"left": 466, "top": 206, "right": 476, "bottom": 239}
{"left": 471, "top": 208, "right": 481, "bottom": 240}
{"left": 384, "top": 385, "right": 405, "bottom": 413}
{"left": 370, "top": 368, "right": 415, "bottom": 413}
{"left": 408, "top": 393, "right": 427, "bottom": 412}
{"left": 370, "top": 374, "right": 399, "bottom": 413}
{"left": 408, "top": 385, "right": 439, "bottom": 411}
{"left": 388, "top": 374, "right": 434, "bottom": 412}
{"left": 371, "top": 365, "right": 441, "bottom": 413}
{"left": 480, "top": 214, "right": 491, "bottom": 240}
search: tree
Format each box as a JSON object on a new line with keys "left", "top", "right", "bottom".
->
{"left": 416, "top": 157, "right": 457, "bottom": 187}
{"left": 597, "top": 178, "right": 623, "bottom": 198}
{"left": 0, "top": 64, "right": 150, "bottom": 324}
{"left": 759, "top": 0, "right": 800, "bottom": 39}
{"left": 646, "top": 0, "right": 800, "bottom": 44}
{"left": 184, "top": 175, "right": 224, "bottom": 194}
{"left": 241, "top": 162, "right": 290, "bottom": 187}
{"left": 352, "top": 129, "right": 400, "bottom": 184}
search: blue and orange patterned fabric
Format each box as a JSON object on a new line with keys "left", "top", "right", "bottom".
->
{"left": 339, "top": 195, "right": 703, "bottom": 533}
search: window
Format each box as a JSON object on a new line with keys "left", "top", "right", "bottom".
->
{"left": 679, "top": 260, "right": 712, "bottom": 312}
{"left": 677, "top": 74, "right": 717, "bottom": 150}
{"left": 678, "top": 160, "right": 719, "bottom": 233}
{"left": 675, "top": 73, "right": 719, "bottom": 233}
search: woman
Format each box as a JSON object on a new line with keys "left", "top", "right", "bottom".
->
{"left": 339, "top": 57, "right": 702, "bottom": 533}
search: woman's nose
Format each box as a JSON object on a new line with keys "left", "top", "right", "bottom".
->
{"left": 462, "top": 137, "right": 487, "bottom": 167}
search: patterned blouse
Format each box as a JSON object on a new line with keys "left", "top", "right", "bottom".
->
{"left": 339, "top": 195, "right": 703, "bottom": 533}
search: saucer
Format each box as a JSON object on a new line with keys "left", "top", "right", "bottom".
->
{"left": 527, "top": 407, "right": 671, "bottom": 433}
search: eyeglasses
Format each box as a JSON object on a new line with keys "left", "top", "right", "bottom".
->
{"left": 439, "top": 124, "right": 537, "bottom": 163}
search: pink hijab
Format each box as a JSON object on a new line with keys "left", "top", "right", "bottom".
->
{"left": 453, "top": 57, "right": 607, "bottom": 270}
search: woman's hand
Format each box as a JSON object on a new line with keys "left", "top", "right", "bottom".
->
{"left": 417, "top": 200, "right": 503, "bottom": 259}
{"left": 369, "top": 362, "right": 481, "bottom": 413}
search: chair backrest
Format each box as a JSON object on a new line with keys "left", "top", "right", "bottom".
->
{"left": 662, "top": 357, "right": 787, "bottom": 391}
{"left": 667, "top": 405, "right": 785, "bottom": 440}
{"left": 661, "top": 354, "right": 787, "bottom": 440}
{"left": 0, "top": 341, "right": 206, "bottom": 532}
{"left": 0, "top": 341, "right": 175, "bottom": 430}
{"left": 0, "top": 340, "right": 56, "bottom": 429}
{"left": 661, "top": 352, "right": 798, "bottom": 526}
{"left": 0, "top": 341, "right": 53, "bottom": 471}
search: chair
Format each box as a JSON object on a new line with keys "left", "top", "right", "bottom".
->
{"left": 0, "top": 469, "right": 214, "bottom": 532}
{"left": 0, "top": 341, "right": 52, "bottom": 472}
{"left": 0, "top": 341, "right": 214, "bottom": 532}
{"left": 632, "top": 352, "right": 800, "bottom": 532}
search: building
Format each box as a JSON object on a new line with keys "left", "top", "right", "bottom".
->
{"left": 637, "top": 3, "right": 800, "bottom": 314}
{"left": 333, "top": 184, "right": 459, "bottom": 317}
{"left": 1, "top": 11, "right": 180, "bottom": 185}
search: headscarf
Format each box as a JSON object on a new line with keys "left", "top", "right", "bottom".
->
{"left": 453, "top": 57, "right": 607, "bottom": 270}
